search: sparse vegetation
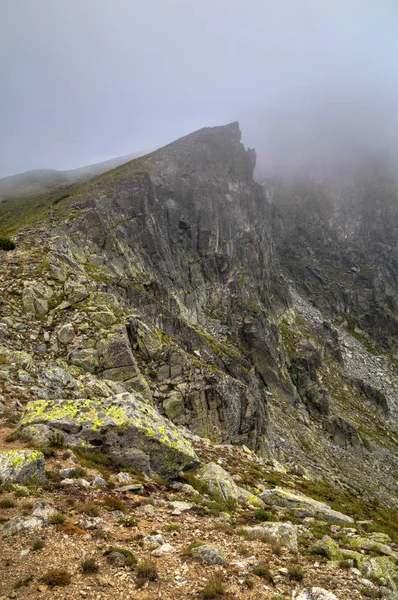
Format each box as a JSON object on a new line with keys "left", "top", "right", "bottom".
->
{"left": 32, "top": 539, "right": 45, "bottom": 551}
{"left": 81, "top": 558, "right": 99, "bottom": 574}
{"left": 165, "top": 522, "right": 181, "bottom": 532}
{"left": 287, "top": 564, "right": 304, "bottom": 581}
{"left": 41, "top": 570, "right": 71, "bottom": 587}
{"left": 136, "top": 558, "right": 158, "bottom": 587}
{"left": 0, "top": 497, "right": 15, "bottom": 509}
{"left": 252, "top": 564, "right": 274, "bottom": 584}
{"left": 75, "top": 502, "right": 100, "bottom": 516}
{"left": 202, "top": 576, "right": 226, "bottom": 598}
{"left": 103, "top": 496, "right": 126, "bottom": 512}
{"left": 0, "top": 237, "right": 15, "bottom": 251}
{"left": 49, "top": 513, "right": 66, "bottom": 525}
{"left": 181, "top": 540, "right": 205, "bottom": 557}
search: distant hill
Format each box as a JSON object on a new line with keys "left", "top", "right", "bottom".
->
{"left": 0, "top": 152, "right": 143, "bottom": 199}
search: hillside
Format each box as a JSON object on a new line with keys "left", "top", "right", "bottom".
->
{"left": 0, "top": 123, "right": 398, "bottom": 599}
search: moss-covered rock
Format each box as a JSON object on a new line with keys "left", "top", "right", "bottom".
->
{"left": 196, "top": 462, "right": 264, "bottom": 507}
{"left": 22, "top": 282, "right": 53, "bottom": 316}
{"left": 259, "top": 487, "right": 353, "bottom": 523}
{"left": 0, "top": 450, "right": 46, "bottom": 484}
{"left": 309, "top": 535, "right": 342, "bottom": 560}
{"left": 19, "top": 393, "right": 199, "bottom": 479}
{"left": 240, "top": 521, "right": 298, "bottom": 551}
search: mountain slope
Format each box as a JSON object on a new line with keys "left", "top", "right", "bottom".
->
{"left": 1, "top": 122, "right": 398, "bottom": 512}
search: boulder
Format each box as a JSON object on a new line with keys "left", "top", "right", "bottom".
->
{"left": 192, "top": 545, "right": 227, "bottom": 565}
{"left": 360, "top": 556, "right": 398, "bottom": 590}
{"left": 31, "top": 501, "right": 58, "bottom": 521}
{"left": 196, "top": 462, "right": 264, "bottom": 508}
{"left": 0, "top": 450, "right": 46, "bottom": 484}
{"left": 309, "top": 535, "right": 342, "bottom": 560}
{"left": 259, "top": 487, "right": 353, "bottom": 524}
{"left": 293, "top": 589, "right": 339, "bottom": 600}
{"left": 2, "top": 516, "right": 44, "bottom": 536}
{"left": 19, "top": 392, "right": 199, "bottom": 479}
{"left": 240, "top": 521, "right": 298, "bottom": 552}
{"left": 57, "top": 324, "right": 75, "bottom": 345}
{"left": 64, "top": 279, "right": 88, "bottom": 304}
{"left": 22, "top": 283, "right": 53, "bottom": 316}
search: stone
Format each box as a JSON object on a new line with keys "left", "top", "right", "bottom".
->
{"left": 114, "top": 484, "right": 144, "bottom": 494}
{"left": 192, "top": 545, "right": 227, "bottom": 565}
{"left": 170, "top": 501, "right": 193, "bottom": 515}
{"left": 259, "top": 488, "right": 353, "bottom": 524}
{"left": 31, "top": 501, "right": 58, "bottom": 521}
{"left": 0, "top": 450, "right": 46, "bottom": 484}
{"left": 57, "top": 324, "right": 75, "bottom": 345}
{"left": 196, "top": 462, "right": 264, "bottom": 508}
{"left": 58, "top": 468, "right": 77, "bottom": 478}
{"left": 151, "top": 543, "right": 174, "bottom": 556}
{"left": 240, "top": 521, "right": 298, "bottom": 552}
{"left": 64, "top": 279, "right": 89, "bottom": 304}
{"left": 360, "top": 556, "right": 398, "bottom": 589}
{"left": 19, "top": 392, "right": 199, "bottom": 479}
{"left": 22, "top": 283, "right": 53, "bottom": 316}
{"left": 69, "top": 349, "right": 99, "bottom": 374}
{"left": 2, "top": 516, "right": 44, "bottom": 536}
{"left": 309, "top": 535, "right": 342, "bottom": 560}
{"left": 115, "top": 472, "right": 133, "bottom": 485}
{"left": 143, "top": 534, "right": 164, "bottom": 546}
{"left": 293, "top": 589, "right": 339, "bottom": 600}
{"left": 92, "top": 476, "right": 107, "bottom": 488}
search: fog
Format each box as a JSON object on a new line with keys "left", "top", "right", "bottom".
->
{"left": 1, "top": 0, "right": 398, "bottom": 178}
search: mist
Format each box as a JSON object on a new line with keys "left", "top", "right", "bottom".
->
{"left": 1, "top": 0, "right": 398, "bottom": 178}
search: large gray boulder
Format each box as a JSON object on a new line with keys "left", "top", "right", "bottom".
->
{"left": 19, "top": 392, "right": 199, "bottom": 479}
{"left": 259, "top": 487, "right": 353, "bottom": 524}
{"left": 239, "top": 521, "right": 298, "bottom": 552}
{"left": 196, "top": 462, "right": 264, "bottom": 507}
{"left": 0, "top": 450, "right": 46, "bottom": 484}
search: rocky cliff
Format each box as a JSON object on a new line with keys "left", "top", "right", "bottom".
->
{"left": 1, "top": 122, "right": 398, "bottom": 511}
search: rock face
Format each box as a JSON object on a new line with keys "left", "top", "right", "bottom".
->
{"left": 19, "top": 393, "right": 198, "bottom": 479}
{"left": 4, "top": 121, "right": 398, "bottom": 507}
{"left": 0, "top": 450, "right": 46, "bottom": 484}
{"left": 259, "top": 488, "right": 353, "bottom": 524}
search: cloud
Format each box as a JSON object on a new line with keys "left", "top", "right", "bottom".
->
{"left": 1, "top": 0, "right": 398, "bottom": 176}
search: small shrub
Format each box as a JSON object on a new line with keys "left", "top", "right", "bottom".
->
{"left": 360, "top": 589, "right": 383, "bottom": 598}
{"left": 253, "top": 564, "right": 274, "bottom": 584}
{"left": 255, "top": 508, "right": 275, "bottom": 522}
{"left": 181, "top": 540, "right": 204, "bottom": 557}
{"left": 0, "top": 237, "right": 15, "bottom": 251}
{"left": 49, "top": 513, "right": 66, "bottom": 525}
{"left": 181, "top": 471, "right": 209, "bottom": 495}
{"left": 119, "top": 517, "right": 139, "bottom": 528}
{"left": 75, "top": 502, "right": 100, "bottom": 517}
{"left": 338, "top": 559, "right": 352, "bottom": 569}
{"left": 103, "top": 496, "right": 126, "bottom": 512}
{"left": 0, "top": 497, "right": 15, "bottom": 509}
{"left": 165, "top": 522, "right": 180, "bottom": 532}
{"left": 71, "top": 467, "right": 87, "bottom": 479}
{"left": 136, "top": 558, "right": 158, "bottom": 587}
{"left": 202, "top": 576, "right": 226, "bottom": 598}
{"left": 48, "top": 432, "right": 65, "bottom": 448}
{"left": 104, "top": 547, "right": 137, "bottom": 567}
{"left": 82, "top": 558, "right": 99, "bottom": 574}
{"left": 287, "top": 564, "right": 304, "bottom": 581}
{"left": 32, "top": 539, "right": 45, "bottom": 551}
{"left": 14, "top": 575, "right": 33, "bottom": 589}
{"left": 41, "top": 569, "right": 71, "bottom": 587}
{"left": 244, "top": 576, "right": 255, "bottom": 589}
{"left": 38, "top": 446, "right": 56, "bottom": 458}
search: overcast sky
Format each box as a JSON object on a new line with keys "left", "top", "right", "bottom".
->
{"left": 1, "top": 0, "right": 398, "bottom": 177}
